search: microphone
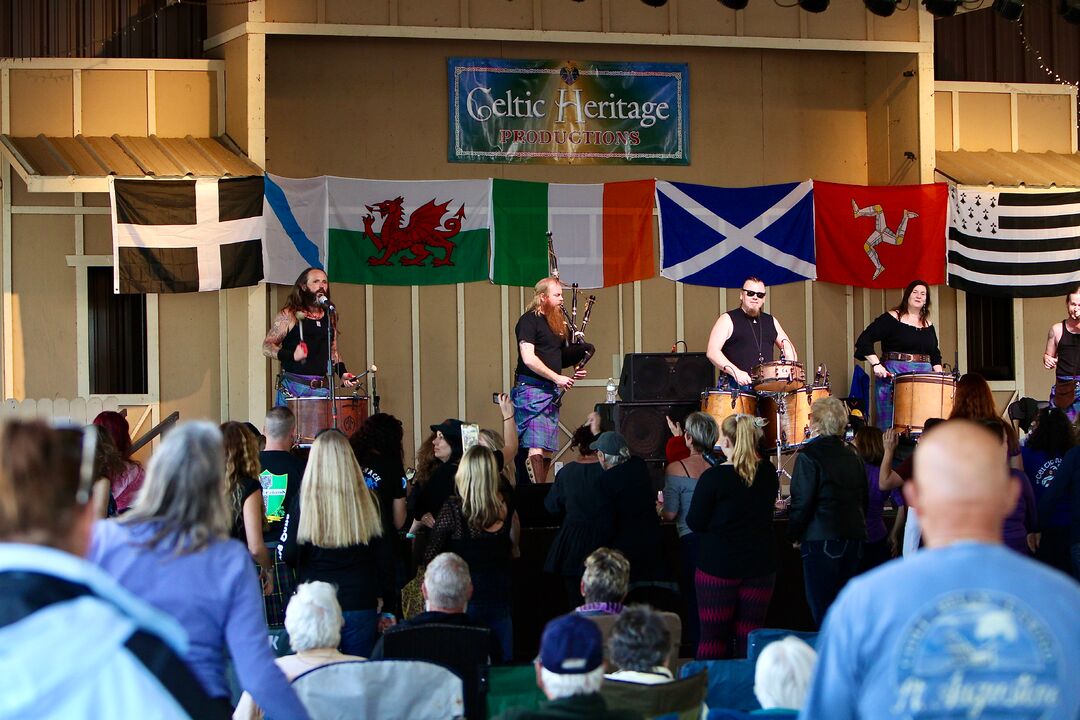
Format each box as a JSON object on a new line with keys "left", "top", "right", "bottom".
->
{"left": 316, "top": 294, "right": 335, "bottom": 311}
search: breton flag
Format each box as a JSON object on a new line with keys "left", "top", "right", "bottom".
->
{"left": 489, "top": 179, "right": 655, "bottom": 288}
{"left": 110, "top": 177, "right": 264, "bottom": 293}
{"left": 262, "top": 174, "right": 327, "bottom": 285}
{"left": 657, "top": 180, "right": 815, "bottom": 288}
{"left": 948, "top": 186, "right": 1080, "bottom": 298}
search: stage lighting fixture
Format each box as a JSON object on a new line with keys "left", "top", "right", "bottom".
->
{"left": 641, "top": 0, "right": 669, "bottom": 6}
{"left": 992, "top": 0, "right": 1024, "bottom": 19}
{"left": 799, "top": 0, "right": 830, "bottom": 11}
{"left": 1061, "top": 0, "right": 1080, "bottom": 23}
{"left": 719, "top": 0, "right": 750, "bottom": 9}
{"left": 864, "top": 0, "right": 899, "bottom": 16}
{"left": 923, "top": 0, "right": 961, "bottom": 16}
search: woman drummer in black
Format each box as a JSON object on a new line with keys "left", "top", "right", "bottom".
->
{"left": 854, "top": 279, "right": 944, "bottom": 430}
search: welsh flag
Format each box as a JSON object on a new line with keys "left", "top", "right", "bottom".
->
{"left": 490, "top": 179, "right": 656, "bottom": 288}
{"left": 327, "top": 178, "right": 491, "bottom": 286}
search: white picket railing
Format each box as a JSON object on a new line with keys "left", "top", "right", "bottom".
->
{"left": 0, "top": 398, "right": 155, "bottom": 442}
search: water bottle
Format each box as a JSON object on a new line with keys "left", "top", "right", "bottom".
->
{"left": 605, "top": 378, "right": 617, "bottom": 404}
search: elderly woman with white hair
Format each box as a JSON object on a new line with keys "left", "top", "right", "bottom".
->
{"left": 787, "top": 396, "right": 868, "bottom": 628}
{"left": 234, "top": 581, "right": 363, "bottom": 719}
{"left": 89, "top": 421, "right": 310, "bottom": 719}
{"left": 753, "top": 636, "right": 817, "bottom": 715}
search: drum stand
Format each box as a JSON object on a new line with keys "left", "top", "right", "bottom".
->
{"left": 761, "top": 390, "right": 790, "bottom": 483}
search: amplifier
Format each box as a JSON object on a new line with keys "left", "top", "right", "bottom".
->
{"left": 618, "top": 352, "right": 715, "bottom": 402}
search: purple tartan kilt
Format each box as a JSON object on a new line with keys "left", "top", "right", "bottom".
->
{"left": 512, "top": 379, "right": 559, "bottom": 452}
{"left": 1050, "top": 377, "right": 1080, "bottom": 424}
{"left": 274, "top": 372, "right": 330, "bottom": 408}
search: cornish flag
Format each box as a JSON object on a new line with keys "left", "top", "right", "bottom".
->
{"left": 657, "top": 180, "right": 816, "bottom": 288}
{"left": 948, "top": 186, "right": 1080, "bottom": 298}
{"left": 110, "top": 177, "right": 264, "bottom": 293}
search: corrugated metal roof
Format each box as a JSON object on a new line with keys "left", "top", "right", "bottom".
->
{"left": 936, "top": 150, "right": 1080, "bottom": 188}
{"left": 0, "top": 134, "right": 262, "bottom": 192}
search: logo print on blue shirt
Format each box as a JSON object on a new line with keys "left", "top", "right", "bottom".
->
{"left": 893, "top": 590, "right": 1063, "bottom": 718}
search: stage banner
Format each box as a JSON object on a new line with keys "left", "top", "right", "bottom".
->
{"left": 448, "top": 57, "right": 689, "bottom": 165}
{"left": 814, "top": 181, "right": 948, "bottom": 289}
{"left": 948, "top": 186, "right": 1080, "bottom": 298}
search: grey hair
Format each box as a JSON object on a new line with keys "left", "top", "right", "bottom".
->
{"left": 754, "top": 636, "right": 817, "bottom": 710}
{"left": 810, "top": 396, "right": 848, "bottom": 438}
{"left": 264, "top": 406, "right": 296, "bottom": 441}
{"left": 609, "top": 605, "right": 671, "bottom": 672}
{"left": 540, "top": 665, "right": 605, "bottom": 699}
{"left": 581, "top": 547, "right": 630, "bottom": 604}
{"left": 597, "top": 446, "right": 631, "bottom": 469}
{"left": 683, "top": 412, "right": 719, "bottom": 452}
{"left": 424, "top": 552, "right": 472, "bottom": 610}
{"left": 285, "top": 581, "right": 344, "bottom": 652}
{"left": 122, "top": 421, "right": 229, "bottom": 554}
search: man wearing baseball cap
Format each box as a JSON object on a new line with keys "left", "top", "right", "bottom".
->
{"left": 497, "top": 613, "right": 642, "bottom": 719}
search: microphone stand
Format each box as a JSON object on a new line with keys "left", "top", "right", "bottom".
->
{"left": 324, "top": 303, "right": 338, "bottom": 432}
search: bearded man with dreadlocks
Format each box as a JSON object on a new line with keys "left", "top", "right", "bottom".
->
{"left": 512, "top": 277, "right": 591, "bottom": 484}
{"left": 262, "top": 267, "right": 360, "bottom": 407}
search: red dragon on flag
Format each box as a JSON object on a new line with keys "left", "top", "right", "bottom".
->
{"left": 362, "top": 196, "right": 466, "bottom": 267}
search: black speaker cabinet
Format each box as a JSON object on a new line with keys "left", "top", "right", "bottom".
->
{"left": 614, "top": 400, "right": 700, "bottom": 462}
{"left": 618, "top": 352, "right": 715, "bottom": 402}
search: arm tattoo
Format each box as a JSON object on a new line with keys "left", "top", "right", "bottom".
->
{"left": 262, "top": 311, "right": 294, "bottom": 359}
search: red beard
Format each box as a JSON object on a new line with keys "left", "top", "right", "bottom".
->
{"left": 541, "top": 302, "right": 568, "bottom": 340}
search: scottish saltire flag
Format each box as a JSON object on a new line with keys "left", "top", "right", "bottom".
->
{"left": 263, "top": 174, "right": 327, "bottom": 285}
{"left": 949, "top": 185, "right": 1080, "bottom": 298}
{"left": 110, "top": 177, "right": 264, "bottom": 293}
{"left": 657, "top": 180, "right": 816, "bottom": 287}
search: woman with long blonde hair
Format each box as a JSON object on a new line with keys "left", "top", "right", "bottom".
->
{"left": 686, "top": 414, "right": 778, "bottom": 659}
{"left": 221, "top": 421, "right": 273, "bottom": 594}
{"left": 424, "top": 444, "right": 517, "bottom": 662}
{"left": 278, "top": 428, "right": 390, "bottom": 657}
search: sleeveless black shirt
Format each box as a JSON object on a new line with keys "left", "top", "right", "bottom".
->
{"left": 280, "top": 314, "right": 334, "bottom": 375}
{"left": 723, "top": 308, "right": 778, "bottom": 372}
{"left": 1057, "top": 319, "right": 1080, "bottom": 377}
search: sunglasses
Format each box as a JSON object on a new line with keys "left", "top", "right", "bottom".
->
{"left": 742, "top": 289, "right": 766, "bottom": 299}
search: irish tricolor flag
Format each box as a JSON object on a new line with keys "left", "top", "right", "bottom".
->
{"left": 490, "top": 179, "right": 656, "bottom": 288}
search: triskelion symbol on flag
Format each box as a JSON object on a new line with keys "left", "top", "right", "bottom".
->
{"left": 852, "top": 199, "right": 919, "bottom": 281}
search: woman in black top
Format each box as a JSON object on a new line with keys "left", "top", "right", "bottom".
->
{"left": 686, "top": 414, "right": 778, "bottom": 659}
{"left": 854, "top": 279, "right": 944, "bottom": 429}
{"left": 544, "top": 421, "right": 613, "bottom": 608}
{"left": 425, "top": 445, "right": 517, "bottom": 662}
{"left": 278, "top": 429, "right": 391, "bottom": 657}
{"left": 221, "top": 421, "right": 273, "bottom": 595}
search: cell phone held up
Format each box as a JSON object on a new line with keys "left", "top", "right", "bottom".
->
{"left": 492, "top": 392, "right": 500, "bottom": 404}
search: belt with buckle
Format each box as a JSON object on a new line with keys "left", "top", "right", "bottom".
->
{"left": 884, "top": 352, "right": 931, "bottom": 363}
{"left": 283, "top": 372, "right": 327, "bottom": 389}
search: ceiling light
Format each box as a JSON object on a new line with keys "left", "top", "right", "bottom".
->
{"left": 864, "top": 0, "right": 899, "bottom": 16}
{"left": 719, "top": 0, "right": 749, "bottom": 9}
{"left": 799, "top": 0, "right": 830, "bottom": 11}
{"left": 641, "top": 0, "right": 668, "bottom": 6}
{"left": 923, "top": 0, "right": 962, "bottom": 16}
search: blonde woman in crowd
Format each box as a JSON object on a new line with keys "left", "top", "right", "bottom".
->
{"left": 686, "top": 414, "right": 778, "bottom": 659}
{"left": 425, "top": 444, "right": 517, "bottom": 662}
{"left": 278, "top": 429, "right": 393, "bottom": 657}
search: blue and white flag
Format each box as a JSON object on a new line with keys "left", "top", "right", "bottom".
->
{"left": 262, "top": 174, "right": 327, "bottom": 285}
{"left": 657, "top": 180, "right": 816, "bottom": 287}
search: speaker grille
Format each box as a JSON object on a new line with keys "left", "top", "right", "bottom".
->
{"left": 616, "top": 400, "right": 699, "bottom": 461}
{"left": 619, "top": 353, "right": 715, "bottom": 402}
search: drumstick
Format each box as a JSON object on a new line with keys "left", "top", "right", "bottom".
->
{"left": 296, "top": 311, "right": 307, "bottom": 355}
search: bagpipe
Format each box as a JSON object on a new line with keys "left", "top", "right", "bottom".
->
{"left": 549, "top": 232, "right": 597, "bottom": 406}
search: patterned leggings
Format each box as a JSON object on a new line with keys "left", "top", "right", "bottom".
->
{"left": 695, "top": 568, "right": 776, "bottom": 660}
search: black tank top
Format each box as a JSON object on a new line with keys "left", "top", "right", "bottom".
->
{"left": 1058, "top": 320, "right": 1080, "bottom": 377}
{"left": 280, "top": 314, "right": 334, "bottom": 375}
{"left": 723, "top": 309, "right": 778, "bottom": 372}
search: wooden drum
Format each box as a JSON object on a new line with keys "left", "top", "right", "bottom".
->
{"left": 287, "top": 395, "right": 369, "bottom": 446}
{"left": 892, "top": 372, "right": 955, "bottom": 435}
{"left": 760, "top": 385, "right": 831, "bottom": 449}
{"left": 701, "top": 389, "right": 757, "bottom": 431}
{"left": 751, "top": 360, "right": 806, "bottom": 393}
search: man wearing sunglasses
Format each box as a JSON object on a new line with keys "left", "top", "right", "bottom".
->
{"left": 0, "top": 421, "right": 227, "bottom": 719}
{"left": 706, "top": 277, "right": 797, "bottom": 389}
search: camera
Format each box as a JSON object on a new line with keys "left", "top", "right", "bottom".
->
{"left": 492, "top": 392, "right": 500, "bottom": 404}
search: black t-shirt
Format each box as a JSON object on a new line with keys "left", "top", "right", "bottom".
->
{"left": 259, "top": 449, "right": 307, "bottom": 540}
{"left": 230, "top": 475, "right": 263, "bottom": 541}
{"left": 409, "top": 461, "right": 458, "bottom": 522}
{"left": 362, "top": 454, "right": 407, "bottom": 535}
{"left": 515, "top": 311, "right": 565, "bottom": 382}
{"left": 854, "top": 312, "right": 942, "bottom": 366}
{"left": 278, "top": 313, "right": 334, "bottom": 375}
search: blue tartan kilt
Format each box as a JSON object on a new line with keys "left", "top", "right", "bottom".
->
{"left": 275, "top": 372, "right": 330, "bottom": 408}
{"left": 512, "top": 377, "right": 560, "bottom": 453}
